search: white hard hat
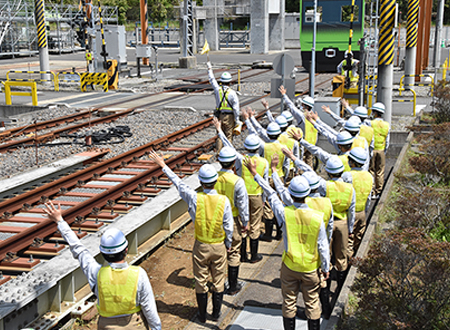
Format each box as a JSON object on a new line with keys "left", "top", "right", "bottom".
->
{"left": 344, "top": 50, "right": 353, "bottom": 57}
{"left": 336, "top": 131, "right": 355, "bottom": 145}
{"left": 348, "top": 147, "right": 367, "bottom": 165}
{"left": 288, "top": 176, "right": 311, "bottom": 198}
{"left": 275, "top": 115, "right": 288, "bottom": 128}
{"left": 354, "top": 106, "right": 368, "bottom": 118}
{"left": 325, "top": 155, "right": 345, "bottom": 174}
{"left": 267, "top": 122, "right": 281, "bottom": 136}
{"left": 344, "top": 116, "right": 362, "bottom": 132}
{"left": 301, "top": 96, "right": 315, "bottom": 108}
{"left": 372, "top": 102, "right": 385, "bottom": 114}
{"left": 220, "top": 72, "right": 232, "bottom": 83}
{"left": 218, "top": 146, "right": 237, "bottom": 163}
{"left": 301, "top": 171, "right": 321, "bottom": 191}
{"left": 281, "top": 111, "right": 294, "bottom": 122}
{"left": 100, "top": 228, "right": 128, "bottom": 254}
{"left": 198, "top": 164, "right": 218, "bottom": 183}
{"left": 244, "top": 134, "right": 261, "bottom": 150}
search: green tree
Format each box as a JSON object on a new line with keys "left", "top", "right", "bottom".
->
{"left": 286, "top": 0, "right": 300, "bottom": 13}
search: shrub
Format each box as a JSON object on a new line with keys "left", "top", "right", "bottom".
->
{"left": 432, "top": 80, "right": 450, "bottom": 124}
{"left": 345, "top": 229, "right": 450, "bottom": 330}
{"left": 409, "top": 123, "right": 450, "bottom": 184}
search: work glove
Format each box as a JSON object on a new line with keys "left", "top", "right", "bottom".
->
{"left": 207, "top": 61, "right": 212, "bottom": 70}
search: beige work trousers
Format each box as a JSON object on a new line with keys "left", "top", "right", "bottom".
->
{"left": 216, "top": 112, "right": 235, "bottom": 152}
{"left": 98, "top": 312, "right": 149, "bottom": 330}
{"left": 248, "top": 195, "right": 264, "bottom": 240}
{"left": 193, "top": 239, "right": 227, "bottom": 293}
{"left": 330, "top": 219, "right": 348, "bottom": 272}
{"left": 303, "top": 149, "right": 315, "bottom": 169}
{"left": 263, "top": 178, "right": 275, "bottom": 220}
{"left": 281, "top": 262, "right": 321, "bottom": 320}
{"left": 228, "top": 216, "right": 243, "bottom": 267}
{"left": 348, "top": 210, "right": 366, "bottom": 257}
{"left": 370, "top": 149, "right": 386, "bottom": 195}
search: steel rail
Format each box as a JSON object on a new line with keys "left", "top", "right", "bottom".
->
{"left": 0, "top": 136, "right": 216, "bottom": 261}
{"left": 0, "top": 109, "right": 98, "bottom": 141}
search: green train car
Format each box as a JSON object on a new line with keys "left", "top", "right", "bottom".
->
{"left": 300, "top": 0, "right": 365, "bottom": 72}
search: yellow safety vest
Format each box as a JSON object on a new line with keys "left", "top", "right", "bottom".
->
{"left": 372, "top": 120, "right": 390, "bottom": 150}
{"left": 242, "top": 155, "right": 266, "bottom": 196}
{"left": 97, "top": 266, "right": 141, "bottom": 317}
{"left": 278, "top": 133, "right": 295, "bottom": 169}
{"left": 338, "top": 154, "right": 351, "bottom": 172}
{"left": 304, "top": 120, "right": 318, "bottom": 145}
{"left": 283, "top": 206, "right": 324, "bottom": 273}
{"left": 340, "top": 59, "right": 358, "bottom": 82}
{"left": 326, "top": 180, "right": 354, "bottom": 220}
{"left": 195, "top": 192, "right": 227, "bottom": 244}
{"left": 216, "top": 171, "right": 240, "bottom": 217}
{"left": 264, "top": 142, "right": 285, "bottom": 177}
{"left": 359, "top": 125, "right": 374, "bottom": 146}
{"left": 218, "top": 88, "right": 232, "bottom": 112}
{"left": 350, "top": 170, "right": 373, "bottom": 212}
{"left": 306, "top": 196, "right": 333, "bottom": 228}
{"left": 351, "top": 136, "right": 366, "bottom": 149}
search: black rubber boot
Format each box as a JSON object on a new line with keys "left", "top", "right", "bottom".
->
{"left": 337, "top": 270, "right": 346, "bottom": 293}
{"left": 240, "top": 237, "right": 249, "bottom": 262}
{"left": 211, "top": 291, "right": 224, "bottom": 321}
{"left": 320, "top": 285, "right": 332, "bottom": 319}
{"left": 196, "top": 292, "right": 208, "bottom": 323}
{"left": 308, "top": 318, "right": 321, "bottom": 330}
{"left": 226, "top": 265, "right": 242, "bottom": 295}
{"left": 250, "top": 238, "right": 263, "bottom": 263}
{"left": 259, "top": 218, "right": 273, "bottom": 242}
{"left": 283, "top": 316, "right": 296, "bottom": 330}
{"left": 274, "top": 221, "right": 282, "bottom": 240}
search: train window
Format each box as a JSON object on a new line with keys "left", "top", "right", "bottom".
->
{"left": 304, "top": 7, "right": 322, "bottom": 23}
{"left": 341, "top": 5, "right": 359, "bottom": 22}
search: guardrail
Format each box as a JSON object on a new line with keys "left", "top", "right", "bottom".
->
{"left": 399, "top": 74, "right": 434, "bottom": 96}
{"left": 3, "top": 81, "right": 38, "bottom": 106}
{"left": 393, "top": 88, "right": 417, "bottom": 116}
{"left": 6, "top": 70, "right": 59, "bottom": 91}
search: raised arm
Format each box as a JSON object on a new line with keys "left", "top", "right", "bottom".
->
{"left": 262, "top": 99, "right": 275, "bottom": 123}
{"left": 44, "top": 201, "right": 102, "bottom": 291}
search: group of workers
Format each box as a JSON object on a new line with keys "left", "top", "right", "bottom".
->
{"left": 43, "top": 59, "right": 390, "bottom": 330}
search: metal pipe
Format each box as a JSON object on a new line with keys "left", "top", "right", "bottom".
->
{"left": 433, "top": 0, "right": 445, "bottom": 68}
{"left": 405, "top": 0, "right": 418, "bottom": 90}
{"left": 310, "top": 0, "right": 317, "bottom": 97}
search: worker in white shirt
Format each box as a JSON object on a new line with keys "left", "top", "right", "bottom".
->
{"left": 207, "top": 61, "right": 241, "bottom": 151}
{"left": 44, "top": 202, "right": 161, "bottom": 330}
{"left": 149, "top": 151, "right": 233, "bottom": 323}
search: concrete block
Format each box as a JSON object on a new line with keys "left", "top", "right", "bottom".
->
{"left": 178, "top": 56, "right": 197, "bottom": 69}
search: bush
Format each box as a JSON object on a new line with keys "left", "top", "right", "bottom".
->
{"left": 393, "top": 186, "right": 450, "bottom": 237}
{"left": 344, "top": 229, "right": 450, "bottom": 330}
{"left": 432, "top": 81, "right": 450, "bottom": 124}
{"left": 409, "top": 123, "right": 450, "bottom": 184}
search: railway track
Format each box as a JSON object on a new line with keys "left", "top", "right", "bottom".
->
{"left": 0, "top": 68, "right": 277, "bottom": 153}
{"left": 0, "top": 72, "right": 335, "bottom": 330}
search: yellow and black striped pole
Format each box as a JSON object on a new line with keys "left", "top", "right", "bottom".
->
{"left": 377, "top": 0, "right": 395, "bottom": 124}
{"left": 404, "top": 0, "right": 418, "bottom": 90}
{"left": 35, "top": 0, "right": 50, "bottom": 82}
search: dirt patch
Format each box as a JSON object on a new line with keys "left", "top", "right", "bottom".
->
{"left": 71, "top": 222, "right": 198, "bottom": 330}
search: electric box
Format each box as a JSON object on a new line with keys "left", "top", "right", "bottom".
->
{"left": 96, "top": 25, "right": 127, "bottom": 70}
{"left": 313, "top": 97, "right": 341, "bottom": 129}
